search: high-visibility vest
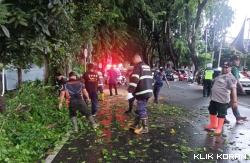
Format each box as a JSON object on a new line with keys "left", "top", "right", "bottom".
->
{"left": 205, "top": 70, "right": 214, "bottom": 80}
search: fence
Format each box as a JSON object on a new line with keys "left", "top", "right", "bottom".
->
{"left": 1, "top": 68, "right": 45, "bottom": 91}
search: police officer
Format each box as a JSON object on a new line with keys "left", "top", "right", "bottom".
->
{"left": 58, "top": 72, "right": 98, "bottom": 132}
{"left": 203, "top": 63, "right": 214, "bottom": 97}
{"left": 153, "top": 67, "right": 171, "bottom": 104}
{"left": 204, "top": 61, "right": 237, "bottom": 134}
{"left": 82, "top": 63, "right": 99, "bottom": 116}
{"left": 126, "top": 54, "right": 153, "bottom": 134}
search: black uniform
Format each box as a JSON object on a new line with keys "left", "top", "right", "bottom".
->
{"left": 127, "top": 61, "right": 153, "bottom": 118}
{"left": 82, "top": 71, "right": 99, "bottom": 115}
{"left": 62, "top": 79, "right": 91, "bottom": 118}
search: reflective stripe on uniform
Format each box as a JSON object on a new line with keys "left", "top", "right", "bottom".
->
{"left": 142, "top": 65, "right": 150, "bottom": 69}
{"left": 135, "top": 89, "right": 153, "bottom": 95}
{"left": 142, "top": 65, "right": 151, "bottom": 71}
{"left": 132, "top": 74, "right": 140, "bottom": 79}
{"left": 140, "top": 75, "right": 153, "bottom": 80}
{"left": 98, "top": 84, "right": 104, "bottom": 86}
{"left": 129, "top": 83, "right": 137, "bottom": 87}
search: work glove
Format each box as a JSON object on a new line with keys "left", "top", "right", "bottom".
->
{"left": 126, "top": 93, "right": 134, "bottom": 100}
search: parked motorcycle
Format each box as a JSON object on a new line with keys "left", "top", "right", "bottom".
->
{"left": 117, "top": 75, "right": 127, "bottom": 86}
{"left": 195, "top": 70, "right": 204, "bottom": 85}
{"left": 187, "top": 74, "right": 194, "bottom": 83}
{"left": 196, "top": 75, "right": 204, "bottom": 85}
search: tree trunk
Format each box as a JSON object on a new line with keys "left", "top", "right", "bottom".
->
{"left": 17, "top": 68, "right": 22, "bottom": 88}
{"left": 185, "top": 0, "right": 208, "bottom": 72}
{"left": 155, "top": 35, "right": 166, "bottom": 67}
{"left": 0, "top": 95, "right": 6, "bottom": 113}
{"left": 166, "top": 21, "right": 178, "bottom": 69}
{"left": 149, "top": 50, "right": 154, "bottom": 68}
{"left": 43, "top": 55, "right": 49, "bottom": 84}
{"left": 141, "top": 46, "right": 148, "bottom": 65}
{"left": 0, "top": 74, "right": 6, "bottom": 113}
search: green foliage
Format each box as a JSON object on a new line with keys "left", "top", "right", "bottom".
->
{"left": 0, "top": 81, "right": 71, "bottom": 162}
{"left": 0, "top": 1, "right": 11, "bottom": 37}
{"left": 198, "top": 53, "right": 212, "bottom": 69}
{"left": 72, "top": 60, "right": 85, "bottom": 77}
{"left": 173, "top": 37, "right": 190, "bottom": 66}
{"left": 0, "top": 0, "right": 236, "bottom": 80}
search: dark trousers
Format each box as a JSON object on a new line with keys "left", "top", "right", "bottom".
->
{"left": 89, "top": 92, "right": 98, "bottom": 115}
{"left": 69, "top": 99, "right": 91, "bottom": 118}
{"left": 227, "top": 94, "right": 242, "bottom": 119}
{"left": 98, "top": 86, "right": 104, "bottom": 94}
{"left": 153, "top": 84, "right": 162, "bottom": 102}
{"left": 128, "top": 97, "right": 136, "bottom": 111}
{"left": 109, "top": 83, "right": 118, "bottom": 96}
{"left": 136, "top": 99, "right": 149, "bottom": 118}
{"left": 203, "top": 79, "right": 212, "bottom": 96}
{"left": 208, "top": 100, "right": 228, "bottom": 118}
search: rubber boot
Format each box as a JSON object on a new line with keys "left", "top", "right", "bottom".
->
{"left": 233, "top": 108, "right": 247, "bottom": 122}
{"left": 128, "top": 116, "right": 140, "bottom": 129}
{"left": 101, "top": 93, "right": 104, "bottom": 101}
{"left": 134, "top": 118, "right": 149, "bottom": 134}
{"left": 70, "top": 117, "right": 78, "bottom": 132}
{"left": 214, "top": 118, "right": 225, "bottom": 134}
{"left": 88, "top": 115, "right": 99, "bottom": 129}
{"left": 204, "top": 114, "right": 218, "bottom": 129}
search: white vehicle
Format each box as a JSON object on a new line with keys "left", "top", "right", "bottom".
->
{"left": 238, "top": 73, "right": 250, "bottom": 94}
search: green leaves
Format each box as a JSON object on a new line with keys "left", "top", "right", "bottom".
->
{"left": 8, "top": 8, "right": 28, "bottom": 28}
{"left": 0, "top": 82, "right": 71, "bottom": 162}
{"left": 0, "top": 24, "right": 9, "bottom": 37}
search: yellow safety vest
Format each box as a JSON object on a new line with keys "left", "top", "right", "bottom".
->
{"left": 205, "top": 70, "right": 213, "bottom": 80}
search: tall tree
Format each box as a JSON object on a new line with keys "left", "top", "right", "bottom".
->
{"left": 184, "top": 0, "right": 209, "bottom": 72}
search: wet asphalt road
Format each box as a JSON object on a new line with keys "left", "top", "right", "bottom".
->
{"left": 160, "top": 81, "right": 250, "bottom": 162}
{"left": 43, "top": 81, "right": 250, "bottom": 163}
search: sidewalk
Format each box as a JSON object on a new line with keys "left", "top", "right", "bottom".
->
{"left": 41, "top": 86, "right": 250, "bottom": 163}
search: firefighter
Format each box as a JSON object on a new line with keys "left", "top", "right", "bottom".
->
{"left": 126, "top": 54, "right": 153, "bottom": 134}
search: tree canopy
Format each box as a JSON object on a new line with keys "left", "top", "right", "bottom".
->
{"left": 0, "top": 0, "right": 237, "bottom": 84}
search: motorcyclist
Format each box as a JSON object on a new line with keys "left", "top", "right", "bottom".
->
{"left": 241, "top": 67, "right": 250, "bottom": 78}
{"left": 187, "top": 71, "right": 193, "bottom": 83}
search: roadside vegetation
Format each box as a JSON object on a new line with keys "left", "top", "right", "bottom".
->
{"left": 0, "top": 81, "right": 72, "bottom": 162}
